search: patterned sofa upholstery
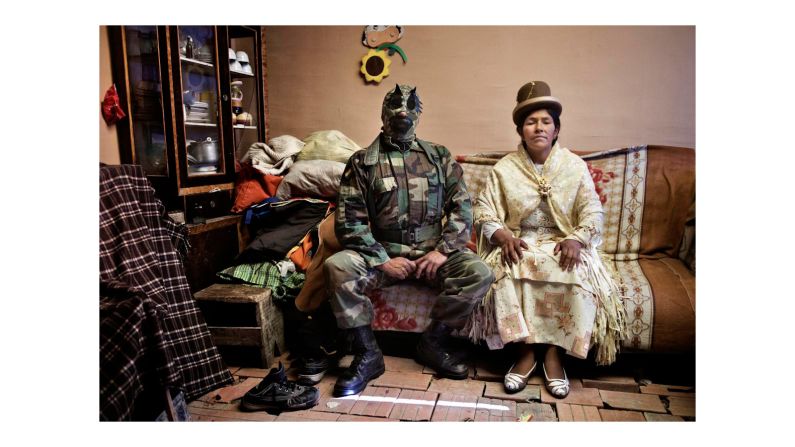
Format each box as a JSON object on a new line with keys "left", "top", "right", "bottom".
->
{"left": 367, "top": 145, "right": 695, "bottom": 353}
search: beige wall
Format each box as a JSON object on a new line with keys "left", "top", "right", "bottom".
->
{"left": 264, "top": 26, "right": 695, "bottom": 153}
{"left": 99, "top": 26, "right": 120, "bottom": 164}
{"left": 99, "top": 26, "right": 695, "bottom": 162}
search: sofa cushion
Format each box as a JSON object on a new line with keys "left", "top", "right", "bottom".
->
{"left": 637, "top": 257, "right": 695, "bottom": 352}
{"left": 367, "top": 256, "right": 695, "bottom": 352}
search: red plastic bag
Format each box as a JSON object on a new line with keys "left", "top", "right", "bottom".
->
{"left": 102, "top": 84, "right": 126, "bottom": 125}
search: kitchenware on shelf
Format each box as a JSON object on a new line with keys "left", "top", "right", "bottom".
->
{"left": 182, "top": 90, "right": 196, "bottom": 107}
{"left": 187, "top": 137, "right": 220, "bottom": 164}
{"left": 228, "top": 48, "right": 237, "bottom": 61}
{"left": 235, "top": 51, "right": 249, "bottom": 64}
{"left": 230, "top": 60, "right": 244, "bottom": 72}
{"left": 185, "top": 36, "right": 195, "bottom": 58}
{"left": 231, "top": 81, "right": 244, "bottom": 110}
{"left": 235, "top": 112, "right": 253, "bottom": 126}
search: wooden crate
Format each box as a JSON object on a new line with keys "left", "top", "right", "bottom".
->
{"left": 194, "top": 284, "right": 285, "bottom": 368}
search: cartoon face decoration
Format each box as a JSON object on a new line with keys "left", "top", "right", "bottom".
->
{"left": 362, "top": 25, "right": 403, "bottom": 48}
{"left": 381, "top": 84, "right": 422, "bottom": 142}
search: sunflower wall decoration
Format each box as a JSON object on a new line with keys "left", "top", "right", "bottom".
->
{"left": 359, "top": 26, "right": 407, "bottom": 84}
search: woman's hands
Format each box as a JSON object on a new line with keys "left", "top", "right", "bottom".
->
{"left": 554, "top": 239, "right": 584, "bottom": 271}
{"left": 492, "top": 228, "right": 528, "bottom": 267}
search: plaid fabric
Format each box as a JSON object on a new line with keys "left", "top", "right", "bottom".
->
{"left": 217, "top": 262, "right": 282, "bottom": 288}
{"left": 216, "top": 261, "right": 305, "bottom": 305}
{"left": 216, "top": 261, "right": 290, "bottom": 289}
{"left": 99, "top": 165, "right": 233, "bottom": 419}
{"left": 100, "top": 281, "right": 177, "bottom": 421}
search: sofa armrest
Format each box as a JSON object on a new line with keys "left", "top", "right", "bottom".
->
{"left": 677, "top": 217, "right": 695, "bottom": 273}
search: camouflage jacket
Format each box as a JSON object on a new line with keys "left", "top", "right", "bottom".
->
{"left": 335, "top": 134, "right": 473, "bottom": 268}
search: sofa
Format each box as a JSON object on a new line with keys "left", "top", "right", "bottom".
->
{"left": 296, "top": 145, "right": 695, "bottom": 354}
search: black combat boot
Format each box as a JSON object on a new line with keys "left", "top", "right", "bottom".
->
{"left": 333, "top": 325, "right": 385, "bottom": 397}
{"left": 415, "top": 320, "right": 469, "bottom": 380}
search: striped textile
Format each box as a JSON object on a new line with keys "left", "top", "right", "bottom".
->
{"left": 216, "top": 261, "right": 305, "bottom": 295}
{"left": 99, "top": 165, "right": 232, "bottom": 420}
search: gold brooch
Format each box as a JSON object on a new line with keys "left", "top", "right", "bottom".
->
{"left": 538, "top": 177, "right": 552, "bottom": 199}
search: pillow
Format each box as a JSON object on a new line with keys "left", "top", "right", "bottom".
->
{"left": 275, "top": 159, "right": 345, "bottom": 200}
{"left": 231, "top": 176, "right": 268, "bottom": 213}
{"left": 297, "top": 130, "right": 361, "bottom": 164}
{"left": 259, "top": 174, "right": 283, "bottom": 197}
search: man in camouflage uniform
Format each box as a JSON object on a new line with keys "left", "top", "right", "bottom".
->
{"left": 326, "top": 84, "right": 494, "bottom": 397}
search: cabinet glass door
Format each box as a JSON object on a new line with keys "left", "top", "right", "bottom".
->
{"left": 228, "top": 26, "right": 263, "bottom": 160}
{"left": 123, "top": 26, "right": 168, "bottom": 175}
{"left": 176, "top": 26, "right": 225, "bottom": 177}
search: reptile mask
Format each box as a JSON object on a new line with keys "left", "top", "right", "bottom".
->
{"left": 381, "top": 84, "right": 422, "bottom": 143}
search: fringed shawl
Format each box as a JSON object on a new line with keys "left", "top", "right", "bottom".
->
{"left": 466, "top": 143, "right": 628, "bottom": 365}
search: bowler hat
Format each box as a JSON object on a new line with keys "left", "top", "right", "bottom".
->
{"left": 512, "top": 81, "right": 562, "bottom": 126}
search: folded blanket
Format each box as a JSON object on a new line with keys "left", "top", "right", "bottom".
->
{"left": 240, "top": 135, "right": 305, "bottom": 176}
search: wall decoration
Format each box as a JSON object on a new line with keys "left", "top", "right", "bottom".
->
{"left": 360, "top": 49, "right": 392, "bottom": 83}
{"left": 362, "top": 25, "right": 403, "bottom": 48}
{"left": 359, "top": 26, "right": 408, "bottom": 84}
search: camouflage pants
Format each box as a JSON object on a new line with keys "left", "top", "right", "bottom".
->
{"left": 324, "top": 249, "right": 494, "bottom": 330}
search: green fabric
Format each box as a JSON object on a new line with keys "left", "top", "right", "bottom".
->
{"left": 216, "top": 262, "right": 305, "bottom": 293}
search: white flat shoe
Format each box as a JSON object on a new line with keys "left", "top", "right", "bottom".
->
{"left": 543, "top": 363, "right": 570, "bottom": 398}
{"left": 504, "top": 361, "right": 537, "bottom": 394}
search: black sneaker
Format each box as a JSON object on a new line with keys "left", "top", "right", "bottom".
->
{"left": 297, "top": 356, "right": 333, "bottom": 386}
{"left": 240, "top": 362, "right": 320, "bottom": 412}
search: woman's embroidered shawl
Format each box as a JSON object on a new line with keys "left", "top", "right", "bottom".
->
{"left": 470, "top": 143, "right": 627, "bottom": 365}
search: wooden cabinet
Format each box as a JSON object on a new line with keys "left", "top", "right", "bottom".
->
{"left": 108, "top": 26, "right": 266, "bottom": 223}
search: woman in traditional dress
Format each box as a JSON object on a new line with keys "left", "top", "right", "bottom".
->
{"left": 468, "top": 81, "right": 627, "bottom": 398}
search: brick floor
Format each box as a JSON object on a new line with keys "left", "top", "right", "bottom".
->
{"left": 540, "top": 383, "right": 603, "bottom": 406}
{"left": 427, "top": 378, "right": 485, "bottom": 396}
{"left": 582, "top": 378, "right": 640, "bottom": 393}
{"left": 383, "top": 356, "right": 425, "bottom": 373}
{"left": 473, "top": 361, "right": 506, "bottom": 382}
{"left": 349, "top": 386, "right": 401, "bottom": 418}
{"left": 389, "top": 389, "right": 438, "bottom": 421}
{"left": 644, "top": 412, "right": 685, "bottom": 421}
{"left": 372, "top": 370, "right": 432, "bottom": 391}
{"left": 565, "top": 404, "right": 602, "bottom": 421}
{"left": 191, "top": 354, "right": 694, "bottom": 423}
{"left": 667, "top": 395, "right": 695, "bottom": 417}
{"left": 315, "top": 392, "right": 358, "bottom": 414}
{"left": 483, "top": 381, "right": 541, "bottom": 402}
{"left": 599, "top": 390, "right": 667, "bottom": 413}
{"left": 599, "top": 409, "right": 646, "bottom": 421}
{"left": 188, "top": 406, "right": 277, "bottom": 421}
{"left": 188, "top": 400, "right": 237, "bottom": 411}
{"left": 474, "top": 397, "right": 517, "bottom": 421}
{"left": 209, "top": 377, "right": 260, "bottom": 403}
{"left": 516, "top": 402, "right": 558, "bottom": 422}
{"left": 275, "top": 410, "right": 340, "bottom": 421}
{"left": 235, "top": 367, "right": 270, "bottom": 379}
{"left": 556, "top": 402, "right": 573, "bottom": 421}
{"left": 639, "top": 383, "right": 695, "bottom": 395}
{"left": 422, "top": 363, "right": 478, "bottom": 379}
{"left": 338, "top": 414, "right": 399, "bottom": 422}
{"left": 431, "top": 393, "right": 479, "bottom": 422}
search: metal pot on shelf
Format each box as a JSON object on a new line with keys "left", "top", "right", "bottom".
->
{"left": 186, "top": 137, "right": 220, "bottom": 164}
